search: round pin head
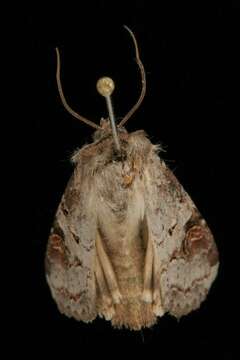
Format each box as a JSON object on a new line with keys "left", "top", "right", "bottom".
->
{"left": 96, "top": 77, "right": 115, "bottom": 97}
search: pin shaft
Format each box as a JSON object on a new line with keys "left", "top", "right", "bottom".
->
{"left": 105, "top": 95, "right": 121, "bottom": 152}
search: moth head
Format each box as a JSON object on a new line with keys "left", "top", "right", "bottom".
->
{"left": 55, "top": 26, "right": 146, "bottom": 152}
{"left": 92, "top": 118, "right": 112, "bottom": 141}
{"left": 92, "top": 118, "right": 127, "bottom": 142}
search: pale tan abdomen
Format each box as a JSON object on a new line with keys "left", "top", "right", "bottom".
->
{"left": 109, "top": 235, "right": 156, "bottom": 330}
{"left": 97, "top": 200, "right": 156, "bottom": 329}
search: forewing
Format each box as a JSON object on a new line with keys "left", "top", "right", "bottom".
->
{"left": 145, "top": 152, "right": 219, "bottom": 318}
{"left": 45, "top": 163, "right": 98, "bottom": 322}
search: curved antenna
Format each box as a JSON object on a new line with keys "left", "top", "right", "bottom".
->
{"left": 118, "top": 26, "right": 146, "bottom": 127}
{"left": 55, "top": 48, "right": 101, "bottom": 130}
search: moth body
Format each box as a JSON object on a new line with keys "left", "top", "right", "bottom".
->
{"left": 46, "top": 126, "right": 219, "bottom": 330}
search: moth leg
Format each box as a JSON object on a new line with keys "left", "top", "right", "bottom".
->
{"left": 152, "top": 249, "right": 164, "bottom": 316}
{"left": 95, "top": 255, "right": 112, "bottom": 306}
{"left": 141, "top": 228, "right": 165, "bottom": 316}
{"left": 95, "top": 254, "right": 115, "bottom": 320}
{"left": 141, "top": 234, "right": 154, "bottom": 303}
{"left": 96, "top": 232, "right": 122, "bottom": 304}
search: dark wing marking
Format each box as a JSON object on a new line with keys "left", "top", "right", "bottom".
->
{"left": 45, "top": 163, "right": 98, "bottom": 322}
{"left": 145, "top": 152, "right": 219, "bottom": 318}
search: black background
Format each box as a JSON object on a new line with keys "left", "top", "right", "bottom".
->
{"left": 27, "top": 1, "right": 239, "bottom": 357}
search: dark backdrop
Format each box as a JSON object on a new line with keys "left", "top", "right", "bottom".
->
{"left": 26, "top": 1, "right": 239, "bottom": 357}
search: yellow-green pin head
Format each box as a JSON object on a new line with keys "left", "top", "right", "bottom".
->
{"left": 96, "top": 77, "right": 115, "bottom": 97}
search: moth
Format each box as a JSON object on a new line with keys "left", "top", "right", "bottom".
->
{"left": 45, "top": 26, "right": 219, "bottom": 330}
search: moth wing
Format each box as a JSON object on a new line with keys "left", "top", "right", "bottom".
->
{"left": 45, "top": 163, "right": 98, "bottom": 322}
{"left": 145, "top": 154, "right": 219, "bottom": 318}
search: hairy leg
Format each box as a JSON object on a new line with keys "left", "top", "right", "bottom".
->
{"left": 141, "top": 235, "right": 153, "bottom": 302}
{"left": 152, "top": 249, "right": 164, "bottom": 316}
{"left": 141, "top": 221, "right": 164, "bottom": 316}
{"left": 95, "top": 254, "right": 115, "bottom": 319}
{"left": 95, "top": 254, "right": 112, "bottom": 306}
{"left": 96, "top": 231, "right": 122, "bottom": 304}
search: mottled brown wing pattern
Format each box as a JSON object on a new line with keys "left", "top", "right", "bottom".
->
{"left": 45, "top": 130, "right": 219, "bottom": 327}
{"left": 145, "top": 152, "right": 219, "bottom": 318}
{"left": 45, "top": 163, "right": 98, "bottom": 322}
